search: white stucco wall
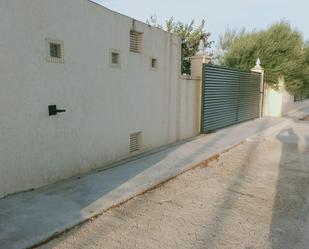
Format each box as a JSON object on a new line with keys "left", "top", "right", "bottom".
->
{"left": 282, "top": 91, "right": 309, "bottom": 115}
{"left": 0, "top": 0, "right": 183, "bottom": 197}
{"left": 263, "top": 87, "right": 283, "bottom": 117}
{"left": 178, "top": 77, "right": 201, "bottom": 139}
{"left": 264, "top": 78, "right": 309, "bottom": 117}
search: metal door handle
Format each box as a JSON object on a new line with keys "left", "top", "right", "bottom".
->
{"left": 48, "top": 105, "right": 66, "bottom": 116}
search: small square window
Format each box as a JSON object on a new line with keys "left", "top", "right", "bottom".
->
{"left": 151, "top": 58, "right": 158, "bottom": 70}
{"left": 50, "top": 43, "right": 61, "bottom": 58}
{"left": 46, "top": 39, "right": 64, "bottom": 63}
{"left": 112, "top": 52, "right": 120, "bottom": 65}
{"left": 110, "top": 49, "right": 121, "bottom": 68}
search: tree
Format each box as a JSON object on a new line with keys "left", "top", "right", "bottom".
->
{"left": 219, "top": 22, "right": 309, "bottom": 96}
{"left": 147, "top": 15, "right": 212, "bottom": 74}
{"left": 300, "top": 42, "right": 309, "bottom": 98}
{"left": 215, "top": 28, "right": 242, "bottom": 64}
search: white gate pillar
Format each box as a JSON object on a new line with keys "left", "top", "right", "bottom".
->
{"left": 251, "top": 58, "right": 265, "bottom": 117}
{"left": 188, "top": 40, "right": 212, "bottom": 133}
{"left": 190, "top": 40, "right": 212, "bottom": 79}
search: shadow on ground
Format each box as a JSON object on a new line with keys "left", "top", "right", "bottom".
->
{"left": 31, "top": 116, "right": 309, "bottom": 249}
{"left": 270, "top": 128, "right": 309, "bottom": 249}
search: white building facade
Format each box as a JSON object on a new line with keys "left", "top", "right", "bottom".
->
{"left": 0, "top": 0, "right": 201, "bottom": 197}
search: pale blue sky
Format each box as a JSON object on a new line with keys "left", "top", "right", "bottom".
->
{"left": 93, "top": 0, "right": 308, "bottom": 45}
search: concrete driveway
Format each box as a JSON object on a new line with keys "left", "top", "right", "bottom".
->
{"left": 37, "top": 114, "right": 309, "bottom": 249}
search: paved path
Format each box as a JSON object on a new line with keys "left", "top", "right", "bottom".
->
{"left": 37, "top": 110, "right": 309, "bottom": 249}
{"left": 0, "top": 111, "right": 307, "bottom": 249}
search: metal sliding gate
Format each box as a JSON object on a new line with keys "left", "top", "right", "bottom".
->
{"left": 201, "top": 64, "right": 261, "bottom": 133}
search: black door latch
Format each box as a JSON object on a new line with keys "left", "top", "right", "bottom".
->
{"left": 48, "top": 105, "right": 66, "bottom": 116}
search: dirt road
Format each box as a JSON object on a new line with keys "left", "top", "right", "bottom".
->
{"left": 38, "top": 117, "right": 309, "bottom": 249}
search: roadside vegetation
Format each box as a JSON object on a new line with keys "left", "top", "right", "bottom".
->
{"left": 147, "top": 15, "right": 212, "bottom": 75}
{"left": 218, "top": 22, "right": 309, "bottom": 96}
{"left": 147, "top": 17, "right": 309, "bottom": 98}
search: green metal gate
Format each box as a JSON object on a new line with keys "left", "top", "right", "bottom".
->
{"left": 201, "top": 64, "right": 261, "bottom": 133}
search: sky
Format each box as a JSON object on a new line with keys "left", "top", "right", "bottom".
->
{"left": 93, "top": 0, "right": 308, "bottom": 47}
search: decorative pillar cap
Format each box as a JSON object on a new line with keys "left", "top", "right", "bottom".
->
{"left": 196, "top": 39, "right": 206, "bottom": 55}
{"left": 256, "top": 58, "right": 261, "bottom": 66}
{"left": 251, "top": 58, "right": 264, "bottom": 72}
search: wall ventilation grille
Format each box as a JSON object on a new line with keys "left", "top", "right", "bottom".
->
{"left": 130, "top": 31, "right": 142, "bottom": 53}
{"left": 130, "top": 132, "right": 141, "bottom": 153}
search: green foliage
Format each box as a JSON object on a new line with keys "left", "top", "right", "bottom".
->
{"left": 301, "top": 44, "right": 309, "bottom": 98}
{"left": 215, "top": 28, "right": 244, "bottom": 64}
{"left": 220, "top": 22, "right": 309, "bottom": 95}
{"left": 147, "top": 15, "right": 212, "bottom": 74}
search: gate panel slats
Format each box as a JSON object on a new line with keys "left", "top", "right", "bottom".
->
{"left": 201, "top": 64, "right": 261, "bottom": 133}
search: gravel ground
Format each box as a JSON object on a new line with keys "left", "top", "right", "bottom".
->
{"left": 37, "top": 119, "right": 309, "bottom": 249}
